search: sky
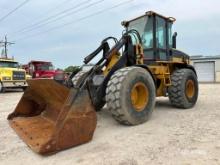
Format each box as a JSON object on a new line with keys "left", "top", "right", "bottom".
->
{"left": 0, "top": 0, "right": 220, "bottom": 69}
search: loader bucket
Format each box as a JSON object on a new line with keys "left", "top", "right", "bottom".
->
{"left": 7, "top": 79, "right": 97, "bottom": 155}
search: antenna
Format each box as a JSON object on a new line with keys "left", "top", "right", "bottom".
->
{"left": 0, "top": 36, "right": 15, "bottom": 58}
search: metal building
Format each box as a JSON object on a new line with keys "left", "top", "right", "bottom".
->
{"left": 190, "top": 56, "right": 220, "bottom": 83}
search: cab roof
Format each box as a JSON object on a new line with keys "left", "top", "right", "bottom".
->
{"left": 29, "top": 60, "right": 52, "bottom": 64}
{"left": 0, "top": 57, "right": 16, "bottom": 62}
{"left": 122, "top": 11, "right": 176, "bottom": 27}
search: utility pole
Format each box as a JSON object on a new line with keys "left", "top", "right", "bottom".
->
{"left": 0, "top": 36, "right": 15, "bottom": 58}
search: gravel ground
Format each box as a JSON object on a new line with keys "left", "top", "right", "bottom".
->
{"left": 0, "top": 84, "right": 220, "bottom": 165}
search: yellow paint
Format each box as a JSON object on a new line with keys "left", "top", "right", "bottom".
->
{"left": 135, "top": 44, "right": 144, "bottom": 64}
{"left": 0, "top": 58, "right": 27, "bottom": 83}
{"left": 172, "top": 57, "right": 183, "bottom": 63}
{"left": 148, "top": 65, "right": 171, "bottom": 96}
{"left": 103, "top": 53, "right": 120, "bottom": 76}
{"left": 185, "top": 80, "right": 195, "bottom": 98}
{"left": 103, "top": 44, "right": 144, "bottom": 76}
{"left": 130, "top": 82, "right": 149, "bottom": 112}
{"left": 156, "top": 80, "right": 166, "bottom": 96}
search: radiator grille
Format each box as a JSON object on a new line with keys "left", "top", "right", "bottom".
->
{"left": 13, "top": 71, "right": 25, "bottom": 80}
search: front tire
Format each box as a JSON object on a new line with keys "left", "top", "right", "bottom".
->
{"left": 168, "top": 68, "right": 198, "bottom": 109}
{"left": 106, "top": 67, "right": 156, "bottom": 125}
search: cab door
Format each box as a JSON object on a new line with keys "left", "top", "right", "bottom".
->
{"left": 155, "top": 16, "right": 169, "bottom": 61}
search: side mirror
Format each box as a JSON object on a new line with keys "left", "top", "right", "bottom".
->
{"left": 172, "top": 32, "right": 178, "bottom": 49}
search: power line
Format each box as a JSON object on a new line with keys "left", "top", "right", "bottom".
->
{"left": 0, "top": 36, "right": 15, "bottom": 58}
{"left": 14, "top": 0, "right": 134, "bottom": 42}
{"left": 0, "top": 0, "right": 31, "bottom": 23}
{"left": 14, "top": 0, "right": 104, "bottom": 36}
{"left": 11, "top": 0, "right": 93, "bottom": 35}
{"left": 11, "top": 0, "right": 76, "bottom": 35}
{"left": 43, "top": 0, "right": 75, "bottom": 15}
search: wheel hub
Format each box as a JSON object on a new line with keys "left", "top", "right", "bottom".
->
{"left": 130, "top": 82, "right": 149, "bottom": 112}
{"left": 186, "top": 80, "right": 195, "bottom": 98}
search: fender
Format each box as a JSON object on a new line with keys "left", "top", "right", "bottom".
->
{"left": 174, "top": 63, "right": 197, "bottom": 77}
{"left": 186, "top": 64, "right": 197, "bottom": 77}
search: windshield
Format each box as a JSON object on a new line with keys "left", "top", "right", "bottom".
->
{"left": 38, "top": 64, "right": 54, "bottom": 71}
{"left": 0, "top": 61, "right": 19, "bottom": 68}
{"left": 127, "top": 16, "right": 153, "bottom": 49}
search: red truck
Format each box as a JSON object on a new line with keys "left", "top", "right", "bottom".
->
{"left": 23, "top": 61, "right": 65, "bottom": 82}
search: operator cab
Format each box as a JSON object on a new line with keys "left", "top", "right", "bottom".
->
{"left": 122, "top": 11, "right": 182, "bottom": 62}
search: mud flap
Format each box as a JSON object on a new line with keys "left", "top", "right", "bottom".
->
{"left": 7, "top": 79, "right": 97, "bottom": 155}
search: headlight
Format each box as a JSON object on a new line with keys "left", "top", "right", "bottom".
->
{"left": 25, "top": 74, "right": 32, "bottom": 80}
{"left": 2, "top": 76, "right": 11, "bottom": 81}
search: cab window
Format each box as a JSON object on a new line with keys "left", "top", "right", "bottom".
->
{"left": 156, "top": 16, "right": 167, "bottom": 60}
{"left": 142, "top": 17, "right": 153, "bottom": 49}
{"left": 156, "top": 17, "right": 166, "bottom": 49}
{"left": 0, "top": 61, "right": 19, "bottom": 68}
{"left": 168, "top": 22, "right": 173, "bottom": 48}
{"left": 128, "top": 16, "right": 153, "bottom": 49}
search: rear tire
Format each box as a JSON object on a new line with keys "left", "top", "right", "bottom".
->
{"left": 168, "top": 68, "right": 198, "bottom": 109}
{"left": 0, "top": 82, "right": 5, "bottom": 93}
{"left": 106, "top": 67, "right": 156, "bottom": 125}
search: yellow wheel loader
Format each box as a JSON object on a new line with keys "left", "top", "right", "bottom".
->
{"left": 7, "top": 11, "right": 198, "bottom": 155}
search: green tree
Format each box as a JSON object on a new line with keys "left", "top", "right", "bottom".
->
{"left": 64, "top": 66, "right": 80, "bottom": 75}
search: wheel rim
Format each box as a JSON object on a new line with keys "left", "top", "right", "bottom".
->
{"left": 130, "top": 82, "right": 149, "bottom": 112}
{"left": 186, "top": 80, "right": 195, "bottom": 98}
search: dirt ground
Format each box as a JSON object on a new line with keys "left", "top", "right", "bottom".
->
{"left": 0, "top": 84, "right": 220, "bottom": 165}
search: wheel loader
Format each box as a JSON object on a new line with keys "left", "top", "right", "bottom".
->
{"left": 7, "top": 11, "right": 198, "bottom": 155}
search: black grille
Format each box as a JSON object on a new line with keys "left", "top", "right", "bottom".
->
{"left": 13, "top": 71, "right": 25, "bottom": 80}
